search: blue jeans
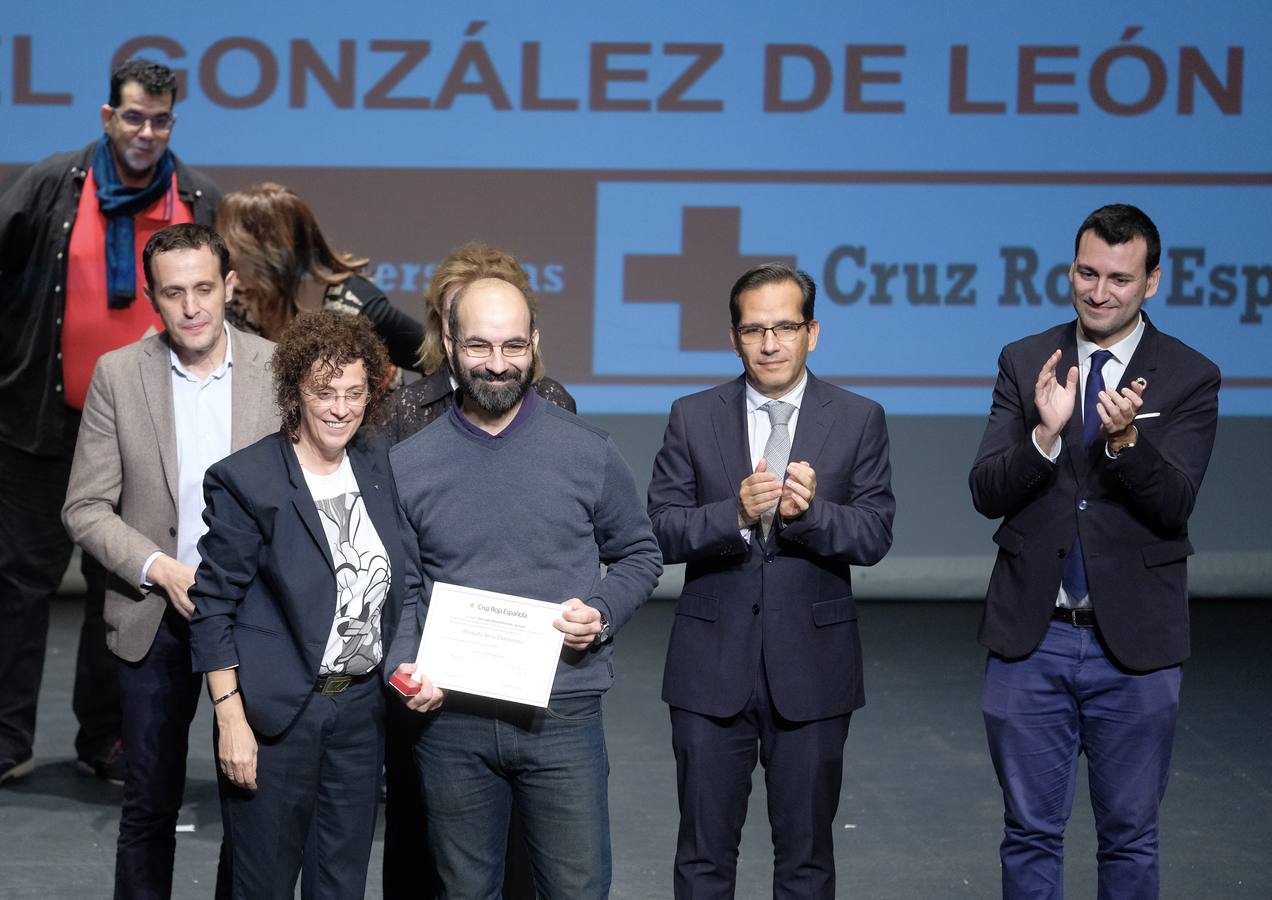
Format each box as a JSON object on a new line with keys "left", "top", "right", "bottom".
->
{"left": 415, "top": 693, "right": 611, "bottom": 900}
{"left": 983, "top": 620, "right": 1181, "bottom": 900}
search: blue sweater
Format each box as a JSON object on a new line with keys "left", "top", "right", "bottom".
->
{"left": 390, "top": 397, "right": 662, "bottom": 698}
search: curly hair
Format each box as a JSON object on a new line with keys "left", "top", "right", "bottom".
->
{"left": 272, "top": 310, "right": 391, "bottom": 440}
{"left": 418, "top": 242, "right": 545, "bottom": 382}
{"left": 110, "top": 58, "right": 178, "bottom": 106}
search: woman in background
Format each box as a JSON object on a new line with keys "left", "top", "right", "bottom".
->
{"left": 216, "top": 182, "right": 424, "bottom": 391}
{"left": 381, "top": 242, "right": 576, "bottom": 900}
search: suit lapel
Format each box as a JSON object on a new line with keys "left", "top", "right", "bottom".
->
{"left": 282, "top": 437, "right": 336, "bottom": 572}
{"left": 1058, "top": 325, "right": 1092, "bottom": 483}
{"left": 788, "top": 373, "right": 833, "bottom": 468}
{"left": 711, "top": 378, "right": 752, "bottom": 494}
{"left": 228, "top": 327, "right": 266, "bottom": 452}
{"left": 349, "top": 442, "right": 402, "bottom": 624}
{"left": 350, "top": 443, "right": 395, "bottom": 550}
{"left": 140, "top": 335, "right": 179, "bottom": 506}
{"left": 1120, "top": 314, "right": 1161, "bottom": 394}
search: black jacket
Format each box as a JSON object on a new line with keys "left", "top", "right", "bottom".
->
{"left": 0, "top": 142, "right": 220, "bottom": 455}
{"left": 969, "top": 317, "right": 1220, "bottom": 671}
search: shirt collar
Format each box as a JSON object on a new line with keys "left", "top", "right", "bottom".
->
{"left": 1076, "top": 315, "right": 1144, "bottom": 368}
{"left": 170, "top": 323, "right": 233, "bottom": 383}
{"left": 745, "top": 370, "right": 808, "bottom": 414}
{"left": 450, "top": 383, "right": 542, "bottom": 441}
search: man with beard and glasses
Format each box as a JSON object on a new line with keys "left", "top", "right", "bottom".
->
{"left": 389, "top": 277, "right": 662, "bottom": 899}
{"left": 0, "top": 57, "right": 219, "bottom": 788}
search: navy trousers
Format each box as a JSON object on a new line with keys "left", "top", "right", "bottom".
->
{"left": 670, "top": 662, "right": 852, "bottom": 900}
{"left": 983, "top": 620, "right": 1181, "bottom": 900}
{"left": 115, "top": 607, "right": 203, "bottom": 900}
{"left": 219, "top": 673, "right": 385, "bottom": 900}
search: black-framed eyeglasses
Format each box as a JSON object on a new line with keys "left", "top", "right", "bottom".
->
{"left": 456, "top": 338, "right": 532, "bottom": 359}
{"left": 733, "top": 321, "right": 809, "bottom": 345}
{"left": 112, "top": 108, "right": 177, "bottom": 132}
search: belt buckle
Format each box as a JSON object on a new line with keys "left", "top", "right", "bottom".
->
{"left": 321, "top": 675, "right": 353, "bottom": 695}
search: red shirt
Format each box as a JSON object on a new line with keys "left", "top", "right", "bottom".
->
{"left": 61, "top": 167, "right": 193, "bottom": 411}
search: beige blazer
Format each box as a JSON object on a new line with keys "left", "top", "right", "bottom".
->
{"left": 63, "top": 325, "right": 279, "bottom": 662}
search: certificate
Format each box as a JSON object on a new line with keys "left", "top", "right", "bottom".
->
{"left": 413, "top": 581, "right": 565, "bottom": 707}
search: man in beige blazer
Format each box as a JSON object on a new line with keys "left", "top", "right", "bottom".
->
{"left": 63, "top": 223, "right": 279, "bottom": 900}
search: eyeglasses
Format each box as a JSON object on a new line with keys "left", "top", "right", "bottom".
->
{"left": 301, "top": 387, "right": 370, "bottom": 409}
{"left": 112, "top": 108, "right": 177, "bottom": 133}
{"left": 456, "top": 338, "right": 532, "bottom": 359}
{"left": 733, "top": 321, "right": 810, "bottom": 345}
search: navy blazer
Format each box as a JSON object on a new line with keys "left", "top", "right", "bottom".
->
{"left": 190, "top": 431, "right": 416, "bottom": 737}
{"left": 649, "top": 373, "right": 895, "bottom": 722}
{"left": 969, "top": 315, "right": 1220, "bottom": 672}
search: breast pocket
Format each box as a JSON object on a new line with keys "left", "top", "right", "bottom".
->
{"left": 675, "top": 592, "right": 718, "bottom": 622}
{"left": 811, "top": 596, "right": 856, "bottom": 627}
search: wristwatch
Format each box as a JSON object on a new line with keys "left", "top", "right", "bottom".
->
{"left": 1108, "top": 425, "right": 1138, "bottom": 457}
{"left": 592, "top": 613, "right": 613, "bottom": 648}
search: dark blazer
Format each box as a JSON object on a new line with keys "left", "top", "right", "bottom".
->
{"left": 649, "top": 372, "right": 895, "bottom": 722}
{"left": 189, "top": 431, "right": 416, "bottom": 737}
{"left": 969, "top": 315, "right": 1220, "bottom": 672}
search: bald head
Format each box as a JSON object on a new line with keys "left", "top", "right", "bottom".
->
{"left": 448, "top": 277, "right": 534, "bottom": 342}
{"left": 446, "top": 277, "right": 540, "bottom": 420}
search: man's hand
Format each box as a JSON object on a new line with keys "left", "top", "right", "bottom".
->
{"left": 555, "top": 598, "right": 602, "bottom": 652}
{"left": 214, "top": 698, "right": 258, "bottom": 791}
{"left": 737, "top": 459, "right": 782, "bottom": 528}
{"left": 393, "top": 663, "right": 446, "bottom": 713}
{"left": 1097, "top": 378, "right": 1146, "bottom": 443}
{"left": 147, "top": 554, "right": 197, "bottom": 620}
{"left": 1034, "top": 349, "right": 1078, "bottom": 455}
{"left": 779, "top": 461, "right": 817, "bottom": 518}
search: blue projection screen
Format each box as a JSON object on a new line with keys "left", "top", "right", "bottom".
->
{"left": 2, "top": 1, "right": 1269, "bottom": 417}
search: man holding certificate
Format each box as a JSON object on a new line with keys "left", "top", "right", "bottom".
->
{"left": 390, "top": 276, "right": 662, "bottom": 899}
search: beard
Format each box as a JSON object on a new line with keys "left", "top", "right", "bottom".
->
{"left": 452, "top": 347, "right": 535, "bottom": 416}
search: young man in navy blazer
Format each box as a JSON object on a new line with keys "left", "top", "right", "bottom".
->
{"left": 970, "top": 204, "right": 1221, "bottom": 899}
{"left": 648, "top": 263, "right": 895, "bottom": 899}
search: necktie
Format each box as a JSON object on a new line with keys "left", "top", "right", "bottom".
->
{"left": 759, "top": 400, "right": 795, "bottom": 540}
{"left": 1061, "top": 349, "right": 1113, "bottom": 601}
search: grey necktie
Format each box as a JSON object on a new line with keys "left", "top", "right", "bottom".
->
{"left": 759, "top": 400, "right": 795, "bottom": 540}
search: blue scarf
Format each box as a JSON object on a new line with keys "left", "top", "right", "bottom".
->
{"left": 92, "top": 134, "right": 175, "bottom": 309}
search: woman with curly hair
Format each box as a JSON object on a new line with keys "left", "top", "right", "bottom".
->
{"left": 216, "top": 182, "right": 425, "bottom": 393}
{"left": 189, "top": 310, "right": 441, "bottom": 900}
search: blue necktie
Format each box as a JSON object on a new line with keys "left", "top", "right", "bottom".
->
{"left": 1061, "top": 349, "right": 1113, "bottom": 600}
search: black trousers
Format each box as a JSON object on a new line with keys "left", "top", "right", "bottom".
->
{"left": 0, "top": 414, "right": 121, "bottom": 764}
{"left": 115, "top": 607, "right": 203, "bottom": 899}
{"left": 670, "top": 662, "right": 852, "bottom": 900}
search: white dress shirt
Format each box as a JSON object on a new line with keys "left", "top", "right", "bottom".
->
{"left": 140, "top": 326, "right": 234, "bottom": 583}
{"left": 1035, "top": 316, "right": 1145, "bottom": 608}
{"left": 740, "top": 372, "right": 809, "bottom": 542}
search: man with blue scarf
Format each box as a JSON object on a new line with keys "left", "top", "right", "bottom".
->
{"left": 0, "top": 58, "right": 220, "bottom": 788}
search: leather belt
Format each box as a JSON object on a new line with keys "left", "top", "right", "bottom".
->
{"left": 1052, "top": 606, "right": 1097, "bottom": 628}
{"left": 314, "top": 670, "right": 376, "bottom": 694}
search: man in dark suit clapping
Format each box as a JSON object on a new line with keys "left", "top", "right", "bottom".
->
{"left": 970, "top": 204, "right": 1221, "bottom": 899}
{"left": 648, "top": 263, "right": 895, "bottom": 900}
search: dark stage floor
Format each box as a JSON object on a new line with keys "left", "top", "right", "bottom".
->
{"left": 2, "top": 597, "right": 1269, "bottom": 898}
